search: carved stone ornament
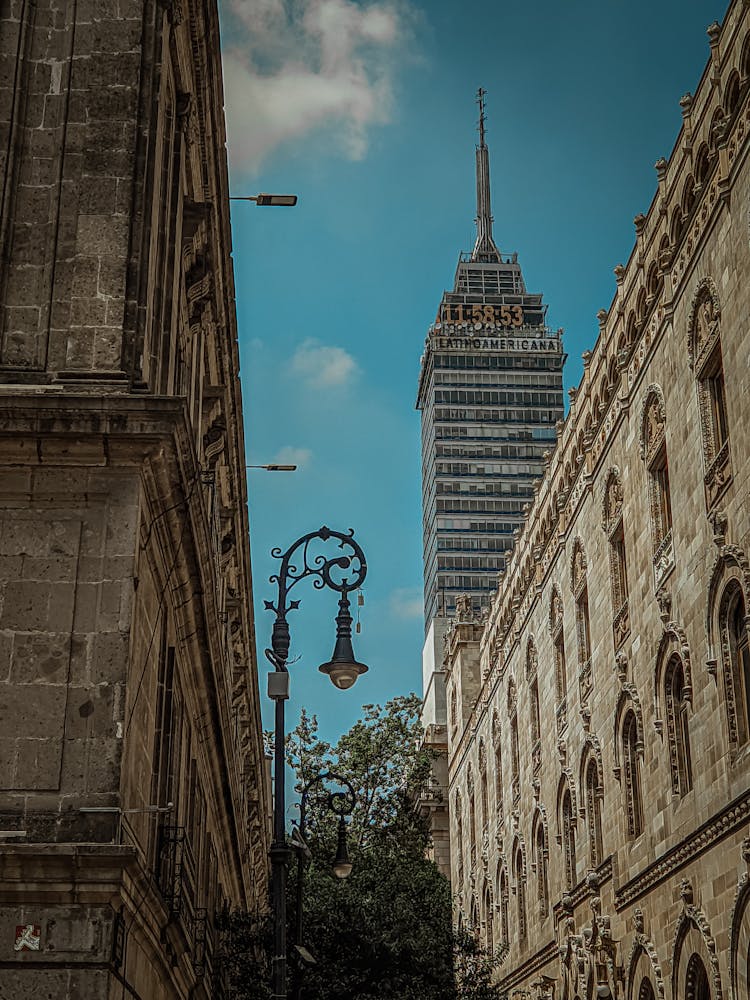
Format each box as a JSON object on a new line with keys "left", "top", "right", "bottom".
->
{"left": 640, "top": 384, "right": 667, "bottom": 463}
{"left": 709, "top": 508, "right": 728, "bottom": 546}
{"left": 559, "top": 896, "right": 621, "bottom": 1000}
{"left": 571, "top": 539, "right": 588, "bottom": 597}
{"left": 615, "top": 650, "right": 628, "bottom": 682}
{"left": 455, "top": 593, "right": 475, "bottom": 620}
{"left": 687, "top": 276, "right": 721, "bottom": 372}
{"left": 602, "top": 468, "right": 624, "bottom": 534}
{"left": 679, "top": 878, "right": 694, "bottom": 905}
{"left": 526, "top": 637, "right": 538, "bottom": 680}
{"left": 550, "top": 587, "right": 564, "bottom": 636}
{"left": 656, "top": 588, "right": 672, "bottom": 623}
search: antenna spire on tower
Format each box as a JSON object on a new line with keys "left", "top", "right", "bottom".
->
{"left": 472, "top": 87, "right": 501, "bottom": 263}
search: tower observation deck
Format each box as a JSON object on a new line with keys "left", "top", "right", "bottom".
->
{"left": 417, "top": 91, "right": 566, "bottom": 732}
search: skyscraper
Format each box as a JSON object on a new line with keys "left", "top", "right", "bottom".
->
{"left": 418, "top": 92, "right": 565, "bottom": 794}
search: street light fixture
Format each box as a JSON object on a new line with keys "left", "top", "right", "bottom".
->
{"left": 264, "top": 526, "right": 368, "bottom": 1000}
{"left": 230, "top": 194, "right": 298, "bottom": 206}
{"left": 291, "top": 771, "right": 355, "bottom": 999}
{"left": 246, "top": 464, "right": 298, "bottom": 471}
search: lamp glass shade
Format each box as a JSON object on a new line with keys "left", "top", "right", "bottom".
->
{"left": 332, "top": 816, "right": 352, "bottom": 879}
{"left": 332, "top": 858, "right": 353, "bottom": 879}
{"left": 318, "top": 638, "right": 368, "bottom": 690}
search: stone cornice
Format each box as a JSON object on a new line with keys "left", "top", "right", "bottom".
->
{"left": 0, "top": 392, "right": 184, "bottom": 463}
{"left": 0, "top": 844, "right": 138, "bottom": 903}
{"left": 614, "top": 786, "right": 750, "bottom": 910}
{"left": 498, "top": 939, "right": 559, "bottom": 992}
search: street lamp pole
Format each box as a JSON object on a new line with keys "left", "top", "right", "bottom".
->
{"left": 291, "top": 771, "right": 355, "bottom": 1000}
{"left": 264, "top": 527, "right": 368, "bottom": 1000}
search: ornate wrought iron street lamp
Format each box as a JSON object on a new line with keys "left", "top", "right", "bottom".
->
{"left": 264, "top": 527, "right": 367, "bottom": 1000}
{"left": 290, "top": 771, "right": 356, "bottom": 999}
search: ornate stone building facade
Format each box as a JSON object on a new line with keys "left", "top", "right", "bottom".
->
{"left": 446, "top": 7, "right": 750, "bottom": 1000}
{"left": 0, "top": 1, "right": 269, "bottom": 997}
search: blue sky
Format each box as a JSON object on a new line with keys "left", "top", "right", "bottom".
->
{"left": 218, "top": 0, "right": 725, "bottom": 747}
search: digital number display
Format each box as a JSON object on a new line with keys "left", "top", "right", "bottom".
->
{"left": 437, "top": 303, "right": 524, "bottom": 327}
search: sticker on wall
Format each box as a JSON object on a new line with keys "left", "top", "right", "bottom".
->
{"left": 14, "top": 924, "right": 41, "bottom": 951}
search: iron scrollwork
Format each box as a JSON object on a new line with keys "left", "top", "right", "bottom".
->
{"left": 264, "top": 526, "right": 367, "bottom": 670}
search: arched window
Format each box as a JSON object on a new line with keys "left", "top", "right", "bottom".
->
{"left": 498, "top": 866, "right": 509, "bottom": 946}
{"left": 455, "top": 791, "right": 464, "bottom": 886}
{"left": 670, "top": 205, "right": 684, "bottom": 245}
{"left": 571, "top": 540, "right": 593, "bottom": 705}
{"left": 530, "top": 676, "right": 541, "bottom": 774}
{"left": 584, "top": 757, "right": 603, "bottom": 867}
{"left": 686, "top": 953, "right": 711, "bottom": 1000}
{"left": 450, "top": 686, "right": 458, "bottom": 735}
{"left": 639, "top": 979, "right": 657, "bottom": 1000}
{"left": 688, "top": 280, "right": 731, "bottom": 510}
{"left": 721, "top": 583, "right": 750, "bottom": 747}
{"left": 603, "top": 468, "right": 630, "bottom": 649}
{"left": 527, "top": 640, "right": 541, "bottom": 775}
{"left": 622, "top": 710, "right": 644, "bottom": 837}
{"left": 534, "top": 818, "right": 548, "bottom": 918}
{"left": 483, "top": 881, "right": 493, "bottom": 952}
{"left": 492, "top": 712, "right": 504, "bottom": 826}
{"left": 514, "top": 845, "right": 526, "bottom": 942}
{"left": 467, "top": 766, "right": 477, "bottom": 869}
{"left": 694, "top": 143, "right": 710, "bottom": 187}
{"left": 665, "top": 654, "right": 693, "bottom": 795}
{"left": 509, "top": 681, "right": 520, "bottom": 804}
{"left": 681, "top": 174, "right": 696, "bottom": 219}
{"left": 561, "top": 790, "right": 577, "bottom": 889}
{"left": 550, "top": 588, "right": 567, "bottom": 735}
{"left": 479, "top": 740, "right": 489, "bottom": 838}
{"left": 641, "top": 386, "right": 674, "bottom": 590}
{"left": 724, "top": 71, "right": 741, "bottom": 118}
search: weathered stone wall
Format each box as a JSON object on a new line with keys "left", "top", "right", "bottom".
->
{"left": 446, "top": 6, "right": 750, "bottom": 1000}
{"left": 0, "top": 1, "right": 145, "bottom": 375}
{"left": 0, "top": 466, "right": 138, "bottom": 832}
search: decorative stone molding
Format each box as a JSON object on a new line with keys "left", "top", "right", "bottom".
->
{"left": 671, "top": 896, "right": 723, "bottom": 1000}
{"left": 730, "top": 835, "right": 750, "bottom": 1000}
{"left": 639, "top": 384, "right": 666, "bottom": 463}
{"left": 571, "top": 537, "right": 588, "bottom": 598}
{"left": 613, "top": 683, "right": 645, "bottom": 780}
{"left": 602, "top": 466, "right": 625, "bottom": 533}
{"left": 687, "top": 276, "right": 721, "bottom": 372}
{"left": 615, "top": 789, "right": 750, "bottom": 909}
{"left": 625, "top": 924, "right": 666, "bottom": 1000}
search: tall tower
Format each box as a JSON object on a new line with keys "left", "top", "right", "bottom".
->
{"left": 417, "top": 93, "right": 565, "bottom": 815}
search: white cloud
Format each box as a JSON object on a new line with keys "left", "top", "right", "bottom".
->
{"left": 289, "top": 338, "right": 359, "bottom": 389}
{"left": 222, "top": 0, "right": 414, "bottom": 173}
{"left": 272, "top": 445, "right": 313, "bottom": 469}
{"left": 389, "top": 587, "right": 423, "bottom": 621}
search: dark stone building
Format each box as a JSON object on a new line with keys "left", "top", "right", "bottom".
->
{"left": 0, "top": 2, "right": 269, "bottom": 996}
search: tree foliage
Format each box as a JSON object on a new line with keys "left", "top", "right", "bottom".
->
{"left": 220, "top": 695, "right": 501, "bottom": 999}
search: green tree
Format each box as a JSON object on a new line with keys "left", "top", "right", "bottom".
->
{"left": 220, "top": 695, "right": 501, "bottom": 999}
